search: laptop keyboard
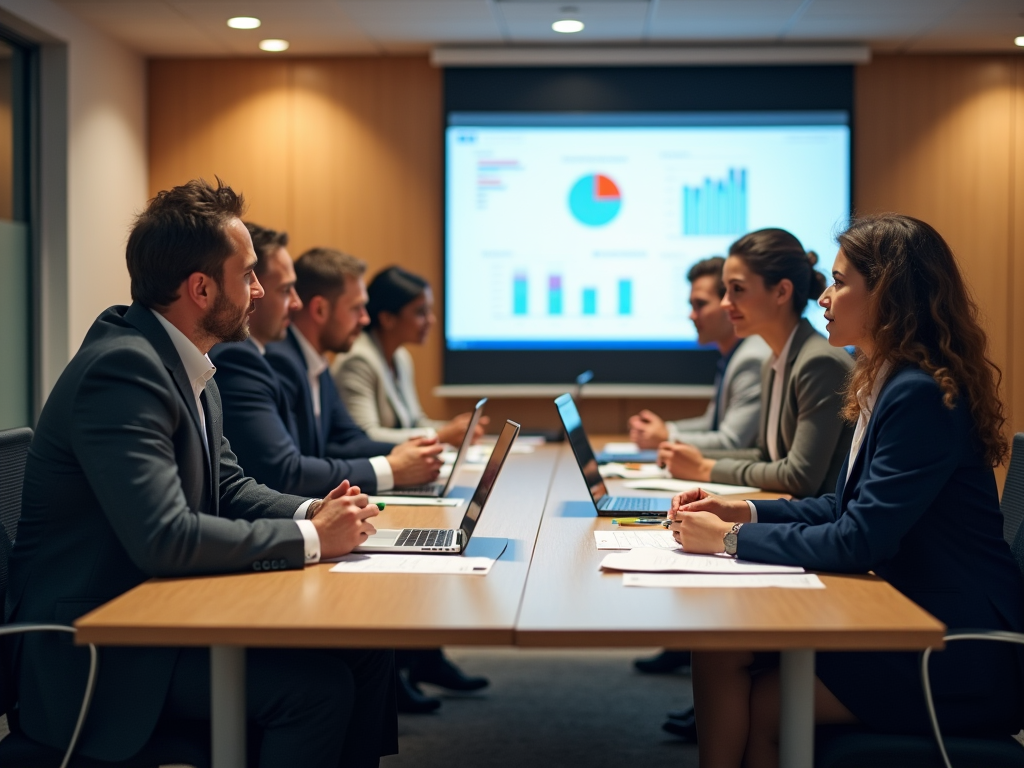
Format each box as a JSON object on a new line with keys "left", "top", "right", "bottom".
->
{"left": 395, "top": 529, "right": 455, "bottom": 548}
{"left": 605, "top": 497, "right": 661, "bottom": 511}
{"left": 389, "top": 484, "right": 442, "bottom": 496}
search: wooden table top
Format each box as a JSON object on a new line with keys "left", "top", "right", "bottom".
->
{"left": 76, "top": 439, "right": 946, "bottom": 653}
{"left": 514, "top": 445, "right": 946, "bottom": 651}
{"left": 75, "top": 447, "right": 557, "bottom": 648}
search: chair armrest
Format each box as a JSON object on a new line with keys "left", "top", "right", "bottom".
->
{"left": 0, "top": 623, "right": 98, "bottom": 768}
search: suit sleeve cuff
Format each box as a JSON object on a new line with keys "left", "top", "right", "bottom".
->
{"left": 370, "top": 455, "right": 394, "bottom": 492}
{"left": 295, "top": 519, "right": 321, "bottom": 564}
{"left": 746, "top": 500, "right": 758, "bottom": 523}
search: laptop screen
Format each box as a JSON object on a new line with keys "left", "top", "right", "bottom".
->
{"left": 441, "top": 397, "right": 487, "bottom": 495}
{"left": 554, "top": 394, "right": 609, "bottom": 504}
{"left": 460, "top": 420, "right": 520, "bottom": 541}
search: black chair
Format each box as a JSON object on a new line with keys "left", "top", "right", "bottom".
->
{"left": 816, "top": 433, "right": 1024, "bottom": 768}
{"left": 0, "top": 427, "right": 212, "bottom": 768}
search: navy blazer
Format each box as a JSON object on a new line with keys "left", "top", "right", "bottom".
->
{"left": 210, "top": 338, "right": 379, "bottom": 496}
{"left": 739, "top": 365, "right": 1024, "bottom": 723}
{"left": 265, "top": 328, "right": 395, "bottom": 462}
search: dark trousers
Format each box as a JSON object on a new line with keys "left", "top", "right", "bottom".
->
{"left": 164, "top": 647, "right": 397, "bottom": 768}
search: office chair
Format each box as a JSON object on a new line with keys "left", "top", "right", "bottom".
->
{"left": 816, "top": 433, "right": 1024, "bottom": 768}
{"left": 0, "top": 427, "right": 212, "bottom": 768}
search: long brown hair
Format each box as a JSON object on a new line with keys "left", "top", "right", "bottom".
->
{"left": 837, "top": 214, "right": 1007, "bottom": 466}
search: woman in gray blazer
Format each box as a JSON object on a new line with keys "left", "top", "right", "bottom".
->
{"left": 658, "top": 228, "right": 854, "bottom": 498}
{"left": 331, "top": 266, "right": 485, "bottom": 445}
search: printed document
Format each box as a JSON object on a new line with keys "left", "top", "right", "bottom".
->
{"left": 623, "top": 478, "right": 761, "bottom": 495}
{"left": 623, "top": 573, "right": 825, "bottom": 589}
{"left": 600, "top": 547, "right": 805, "bottom": 575}
{"left": 329, "top": 554, "right": 495, "bottom": 575}
{"left": 594, "top": 530, "right": 678, "bottom": 550}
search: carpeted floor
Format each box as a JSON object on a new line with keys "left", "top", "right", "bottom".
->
{"left": 384, "top": 647, "right": 697, "bottom": 768}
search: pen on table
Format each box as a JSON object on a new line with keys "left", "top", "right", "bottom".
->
{"left": 611, "top": 517, "right": 666, "bottom": 526}
{"left": 375, "top": 502, "right": 386, "bottom": 511}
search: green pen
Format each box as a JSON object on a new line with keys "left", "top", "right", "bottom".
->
{"left": 375, "top": 502, "right": 386, "bottom": 511}
{"left": 611, "top": 517, "right": 665, "bottom": 526}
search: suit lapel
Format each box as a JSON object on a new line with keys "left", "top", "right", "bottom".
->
{"left": 286, "top": 329, "right": 323, "bottom": 455}
{"left": 202, "top": 388, "right": 222, "bottom": 515}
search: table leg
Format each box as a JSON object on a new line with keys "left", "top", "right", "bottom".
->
{"left": 779, "top": 649, "right": 815, "bottom": 768}
{"left": 210, "top": 645, "right": 246, "bottom": 768}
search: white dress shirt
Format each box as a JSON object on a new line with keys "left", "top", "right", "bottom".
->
{"left": 292, "top": 326, "right": 394, "bottom": 491}
{"left": 765, "top": 323, "right": 800, "bottom": 462}
{"left": 151, "top": 310, "right": 321, "bottom": 563}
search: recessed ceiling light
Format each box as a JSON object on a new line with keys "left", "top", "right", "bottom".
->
{"left": 227, "top": 16, "right": 261, "bottom": 30}
{"left": 1016, "top": 35, "right": 1024, "bottom": 47}
{"left": 553, "top": 19, "right": 584, "bottom": 34}
{"left": 259, "top": 39, "right": 290, "bottom": 52}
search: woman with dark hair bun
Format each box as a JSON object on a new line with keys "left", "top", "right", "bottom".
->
{"left": 658, "top": 227, "right": 854, "bottom": 498}
{"left": 668, "top": 214, "right": 1024, "bottom": 767}
{"left": 332, "top": 265, "right": 486, "bottom": 445}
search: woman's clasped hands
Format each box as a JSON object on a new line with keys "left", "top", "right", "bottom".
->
{"left": 667, "top": 488, "right": 752, "bottom": 554}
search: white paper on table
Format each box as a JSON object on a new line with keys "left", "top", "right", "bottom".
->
{"left": 623, "top": 573, "right": 825, "bottom": 589}
{"left": 368, "top": 496, "right": 463, "bottom": 507}
{"left": 623, "top": 478, "right": 761, "bottom": 496}
{"left": 329, "top": 554, "right": 495, "bottom": 575}
{"left": 602, "top": 441, "right": 641, "bottom": 454}
{"left": 594, "top": 530, "right": 678, "bottom": 550}
{"left": 599, "top": 547, "right": 805, "bottom": 574}
{"left": 599, "top": 463, "right": 670, "bottom": 479}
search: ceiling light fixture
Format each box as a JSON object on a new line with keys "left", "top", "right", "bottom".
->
{"left": 258, "top": 39, "right": 290, "bottom": 52}
{"left": 1016, "top": 36, "right": 1024, "bottom": 47}
{"left": 227, "top": 16, "right": 261, "bottom": 30}
{"left": 553, "top": 19, "right": 584, "bottom": 34}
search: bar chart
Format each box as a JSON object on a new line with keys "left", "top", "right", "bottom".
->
{"left": 513, "top": 273, "right": 528, "bottom": 315}
{"left": 548, "top": 275, "right": 563, "bottom": 315}
{"left": 683, "top": 168, "right": 748, "bottom": 236}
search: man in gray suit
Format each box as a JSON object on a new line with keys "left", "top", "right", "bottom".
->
{"left": 629, "top": 257, "right": 769, "bottom": 451}
{"left": 4, "top": 179, "right": 396, "bottom": 766}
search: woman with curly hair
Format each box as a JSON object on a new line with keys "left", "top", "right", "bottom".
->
{"left": 669, "top": 214, "right": 1024, "bottom": 767}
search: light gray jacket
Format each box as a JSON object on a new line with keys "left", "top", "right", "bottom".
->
{"left": 708, "top": 319, "right": 855, "bottom": 498}
{"left": 667, "top": 334, "right": 770, "bottom": 450}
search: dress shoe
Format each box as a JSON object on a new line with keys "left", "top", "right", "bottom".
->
{"left": 634, "top": 650, "right": 692, "bottom": 674}
{"left": 408, "top": 650, "right": 489, "bottom": 692}
{"left": 662, "top": 707, "right": 697, "bottom": 742}
{"left": 396, "top": 673, "right": 441, "bottom": 714}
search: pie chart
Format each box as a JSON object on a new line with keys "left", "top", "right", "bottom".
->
{"left": 569, "top": 173, "right": 622, "bottom": 226}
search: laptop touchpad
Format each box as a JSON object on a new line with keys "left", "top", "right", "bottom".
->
{"left": 362, "top": 529, "right": 402, "bottom": 546}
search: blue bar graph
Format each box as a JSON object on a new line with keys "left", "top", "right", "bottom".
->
{"left": 618, "top": 279, "right": 632, "bottom": 315}
{"left": 582, "top": 288, "right": 597, "bottom": 315}
{"left": 513, "top": 273, "right": 528, "bottom": 315}
{"left": 548, "top": 275, "right": 563, "bottom": 315}
{"left": 683, "top": 168, "right": 748, "bottom": 236}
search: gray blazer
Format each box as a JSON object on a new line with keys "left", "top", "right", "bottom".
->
{"left": 709, "top": 319, "right": 854, "bottom": 497}
{"left": 668, "top": 334, "right": 771, "bottom": 450}
{"left": 5, "top": 303, "right": 307, "bottom": 761}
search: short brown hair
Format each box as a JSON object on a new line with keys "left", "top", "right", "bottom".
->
{"left": 127, "top": 178, "right": 245, "bottom": 309}
{"left": 244, "top": 221, "right": 289, "bottom": 277}
{"left": 728, "top": 228, "right": 826, "bottom": 316}
{"left": 687, "top": 256, "right": 726, "bottom": 298}
{"left": 293, "top": 247, "right": 366, "bottom": 306}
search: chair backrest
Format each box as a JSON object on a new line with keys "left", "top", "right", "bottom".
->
{"left": 0, "top": 427, "right": 32, "bottom": 610}
{"left": 1001, "top": 433, "right": 1024, "bottom": 576}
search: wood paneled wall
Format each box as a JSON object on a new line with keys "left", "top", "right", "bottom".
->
{"left": 149, "top": 54, "right": 1024, "bottom": 444}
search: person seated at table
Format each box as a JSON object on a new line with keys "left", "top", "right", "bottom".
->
{"left": 630, "top": 256, "right": 771, "bottom": 678}
{"left": 332, "top": 265, "right": 487, "bottom": 445}
{"left": 265, "top": 245, "right": 489, "bottom": 711}
{"left": 657, "top": 228, "right": 854, "bottom": 499}
{"left": 211, "top": 224, "right": 444, "bottom": 498}
{"left": 4, "top": 179, "right": 396, "bottom": 768}
{"left": 628, "top": 257, "right": 770, "bottom": 453}
{"left": 669, "top": 213, "right": 1024, "bottom": 768}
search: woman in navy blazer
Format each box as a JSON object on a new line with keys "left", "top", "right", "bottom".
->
{"left": 669, "top": 214, "right": 1024, "bottom": 768}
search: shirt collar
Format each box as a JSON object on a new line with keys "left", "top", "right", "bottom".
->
{"left": 859, "top": 360, "right": 893, "bottom": 416}
{"left": 250, "top": 337, "right": 266, "bottom": 355}
{"left": 770, "top": 323, "right": 800, "bottom": 374}
{"left": 293, "top": 326, "right": 328, "bottom": 378}
{"left": 149, "top": 309, "right": 216, "bottom": 393}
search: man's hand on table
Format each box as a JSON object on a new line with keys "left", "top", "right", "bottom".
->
{"left": 310, "top": 480, "right": 380, "bottom": 558}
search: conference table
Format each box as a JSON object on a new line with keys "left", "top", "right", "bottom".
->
{"left": 75, "top": 438, "right": 946, "bottom": 768}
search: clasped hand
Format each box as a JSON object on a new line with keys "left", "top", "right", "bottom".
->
{"left": 667, "top": 488, "right": 751, "bottom": 554}
{"left": 310, "top": 480, "right": 380, "bottom": 559}
{"left": 656, "top": 441, "right": 715, "bottom": 482}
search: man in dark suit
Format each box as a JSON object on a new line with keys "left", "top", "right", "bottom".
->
{"left": 264, "top": 247, "right": 444, "bottom": 493}
{"left": 4, "top": 179, "right": 396, "bottom": 767}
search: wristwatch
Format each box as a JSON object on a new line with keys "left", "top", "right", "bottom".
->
{"left": 723, "top": 523, "right": 743, "bottom": 556}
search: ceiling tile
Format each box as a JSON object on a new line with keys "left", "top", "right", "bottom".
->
{"left": 498, "top": 1, "right": 648, "bottom": 42}
{"left": 339, "top": 1, "right": 502, "bottom": 43}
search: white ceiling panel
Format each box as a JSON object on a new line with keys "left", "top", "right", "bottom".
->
{"left": 340, "top": 1, "right": 503, "bottom": 44}
{"left": 498, "top": 1, "right": 649, "bottom": 42}
{"left": 787, "top": 0, "right": 964, "bottom": 43}
{"left": 651, "top": 0, "right": 802, "bottom": 39}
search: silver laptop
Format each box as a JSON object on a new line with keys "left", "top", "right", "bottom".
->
{"left": 388, "top": 397, "right": 487, "bottom": 498}
{"left": 554, "top": 393, "right": 670, "bottom": 516}
{"left": 355, "top": 419, "right": 520, "bottom": 554}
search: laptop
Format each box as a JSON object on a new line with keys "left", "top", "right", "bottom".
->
{"left": 388, "top": 397, "right": 487, "bottom": 497}
{"left": 355, "top": 419, "right": 520, "bottom": 554}
{"left": 554, "top": 393, "right": 671, "bottom": 516}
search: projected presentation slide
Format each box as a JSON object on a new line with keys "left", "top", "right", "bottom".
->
{"left": 445, "top": 113, "right": 850, "bottom": 350}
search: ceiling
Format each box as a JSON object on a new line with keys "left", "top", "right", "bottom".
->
{"left": 52, "top": 0, "right": 1024, "bottom": 57}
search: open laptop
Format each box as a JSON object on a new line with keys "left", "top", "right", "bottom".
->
{"left": 355, "top": 419, "right": 520, "bottom": 553}
{"left": 554, "top": 393, "right": 671, "bottom": 516}
{"left": 388, "top": 397, "right": 487, "bottom": 497}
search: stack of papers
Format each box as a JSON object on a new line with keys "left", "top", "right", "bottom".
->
{"left": 600, "top": 547, "right": 806, "bottom": 574}
{"left": 594, "top": 530, "right": 678, "bottom": 550}
{"left": 623, "top": 478, "right": 761, "bottom": 495}
{"left": 368, "top": 496, "right": 463, "bottom": 507}
{"left": 624, "top": 573, "right": 825, "bottom": 589}
{"left": 599, "top": 463, "right": 670, "bottom": 479}
{"left": 329, "top": 554, "right": 495, "bottom": 575}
